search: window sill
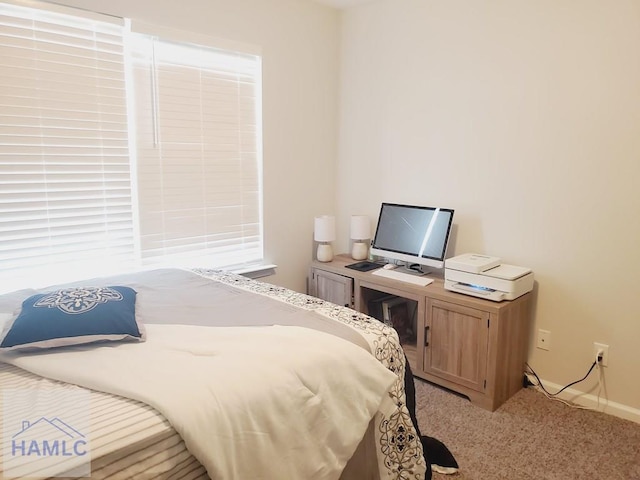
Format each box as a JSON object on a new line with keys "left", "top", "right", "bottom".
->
{"left": 233, "top": 264, "right": 277, "bottom": 279}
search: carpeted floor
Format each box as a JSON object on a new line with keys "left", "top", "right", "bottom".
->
{"left": 414, "top": 378, "right": 640, "bottom": 480}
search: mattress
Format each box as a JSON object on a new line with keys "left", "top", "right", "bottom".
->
{"left": 0, "top": 362, "right": 207, "bottom": 479}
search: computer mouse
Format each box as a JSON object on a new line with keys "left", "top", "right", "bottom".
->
{"left": 382, "top": 263, "right": 397, "bottom": 270}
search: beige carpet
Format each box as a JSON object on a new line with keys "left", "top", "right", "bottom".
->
{"left": 414, "top": 379, "right": 640, "bottom": 480}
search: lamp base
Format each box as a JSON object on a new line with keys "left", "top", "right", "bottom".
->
{"left": 317, "top": 243, "right": 334, "bottom": 262}
{"left": 351, "top": 241, "right": 368, "bottom": 261}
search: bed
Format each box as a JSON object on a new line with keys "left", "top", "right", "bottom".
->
{"left": 0, "top": 268, "right": 428, "bottom": 479}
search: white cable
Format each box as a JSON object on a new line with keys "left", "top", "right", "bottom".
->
{"left": 525, "top": 362, "right": 602, "bottom": 412}
{"left": 595, "top": 353, "right": 604, "bottom": 411}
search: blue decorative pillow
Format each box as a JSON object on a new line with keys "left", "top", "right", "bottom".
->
{"left": 0, "top": 286, "right": 144, "bottom": 351}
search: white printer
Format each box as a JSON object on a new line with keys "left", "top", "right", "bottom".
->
{"left": 444, "top": 253, "right": 534, "bottom": 302}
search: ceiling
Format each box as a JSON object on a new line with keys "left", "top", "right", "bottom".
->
{"left": 313, "top": 0, "right": 375, "bottom": 8}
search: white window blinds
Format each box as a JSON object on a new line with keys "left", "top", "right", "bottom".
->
{"left": 0, "top": 3, "right": 133, "bottom": 287}
{"left": 0, "top": 3, "right": 263, "bottom": 290}
{"left": 130, "top": 35, "right": 263, "bottom": 268}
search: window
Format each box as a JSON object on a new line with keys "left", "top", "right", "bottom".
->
{"left": 130, "top": 34, "right": 263, "bottom": 268}
{"left": 0, "top": 2, "right": 263, "bottom": 291}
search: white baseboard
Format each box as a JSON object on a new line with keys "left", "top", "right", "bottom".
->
{"left": 528, "top": 376, "right": 640, "bottom": 425}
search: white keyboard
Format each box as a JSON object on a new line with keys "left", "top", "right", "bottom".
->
{"left": 371, "top": 268, "right": 434, "bottom": 286}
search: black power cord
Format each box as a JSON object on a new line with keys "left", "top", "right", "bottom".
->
{"left": 525, "top": 360, "right": 598, "bottom": 397}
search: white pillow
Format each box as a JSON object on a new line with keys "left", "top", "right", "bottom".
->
{"left": 0, "top": 312, "right": 14, "bottom": 330}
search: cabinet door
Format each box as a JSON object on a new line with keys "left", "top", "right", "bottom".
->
{"left": 423, "top": 299, "right": 489, "bottom": 393}
{"left": 310, "top": 268, "right": 353, "bottom": 308}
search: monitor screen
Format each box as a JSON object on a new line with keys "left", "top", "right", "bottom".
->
{"left": 370, "top": 203, "right": 454, "bottom": 269}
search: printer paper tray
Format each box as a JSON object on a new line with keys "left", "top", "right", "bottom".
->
{"left": 444, "top": 280, "right": 508, "bottom": 301}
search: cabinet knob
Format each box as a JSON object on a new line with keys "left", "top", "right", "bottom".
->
{"left": 424, "top": 326, "right": 430, "bottom": 347}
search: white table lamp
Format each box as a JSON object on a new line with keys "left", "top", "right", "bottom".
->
{"left": 350, "top": 215, "right": 370, "bottom": 260}
{"left": 314, "top": 215, "right": 335, "bottom": 262}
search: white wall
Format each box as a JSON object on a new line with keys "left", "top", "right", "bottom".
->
{"left": 57, "top": 0, "right": 340, "bottom": 292}
{"left": 337, "top": 0, "right": 640, "bottom": 414}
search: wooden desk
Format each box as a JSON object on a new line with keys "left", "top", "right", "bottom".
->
{"left": 309, "top": 254, "right": 532, "bottom": 411}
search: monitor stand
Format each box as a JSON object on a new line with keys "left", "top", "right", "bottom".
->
{"left": 399, "top": 264, "right": 432, "bottom": 277}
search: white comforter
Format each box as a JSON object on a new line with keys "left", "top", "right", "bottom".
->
{"left": 2, "top": 323, "right": 397, "bottom": 480}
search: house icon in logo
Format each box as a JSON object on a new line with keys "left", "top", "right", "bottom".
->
{"left": 12, "top": 417, "right": 87, "bottom": 457}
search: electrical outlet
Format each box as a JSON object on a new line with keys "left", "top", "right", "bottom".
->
{"left": 593, "top": 342, "right": 609, "bottom": 367}
{"left": 537, "top": 329, "right": 551, "bottom": 350}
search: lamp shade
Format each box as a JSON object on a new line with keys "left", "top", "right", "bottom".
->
{"left": 314, "top": 215, "right": 335, "bottom": 242}
{"left": 350, "top": 215, "right": 370, "bottom": 240}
